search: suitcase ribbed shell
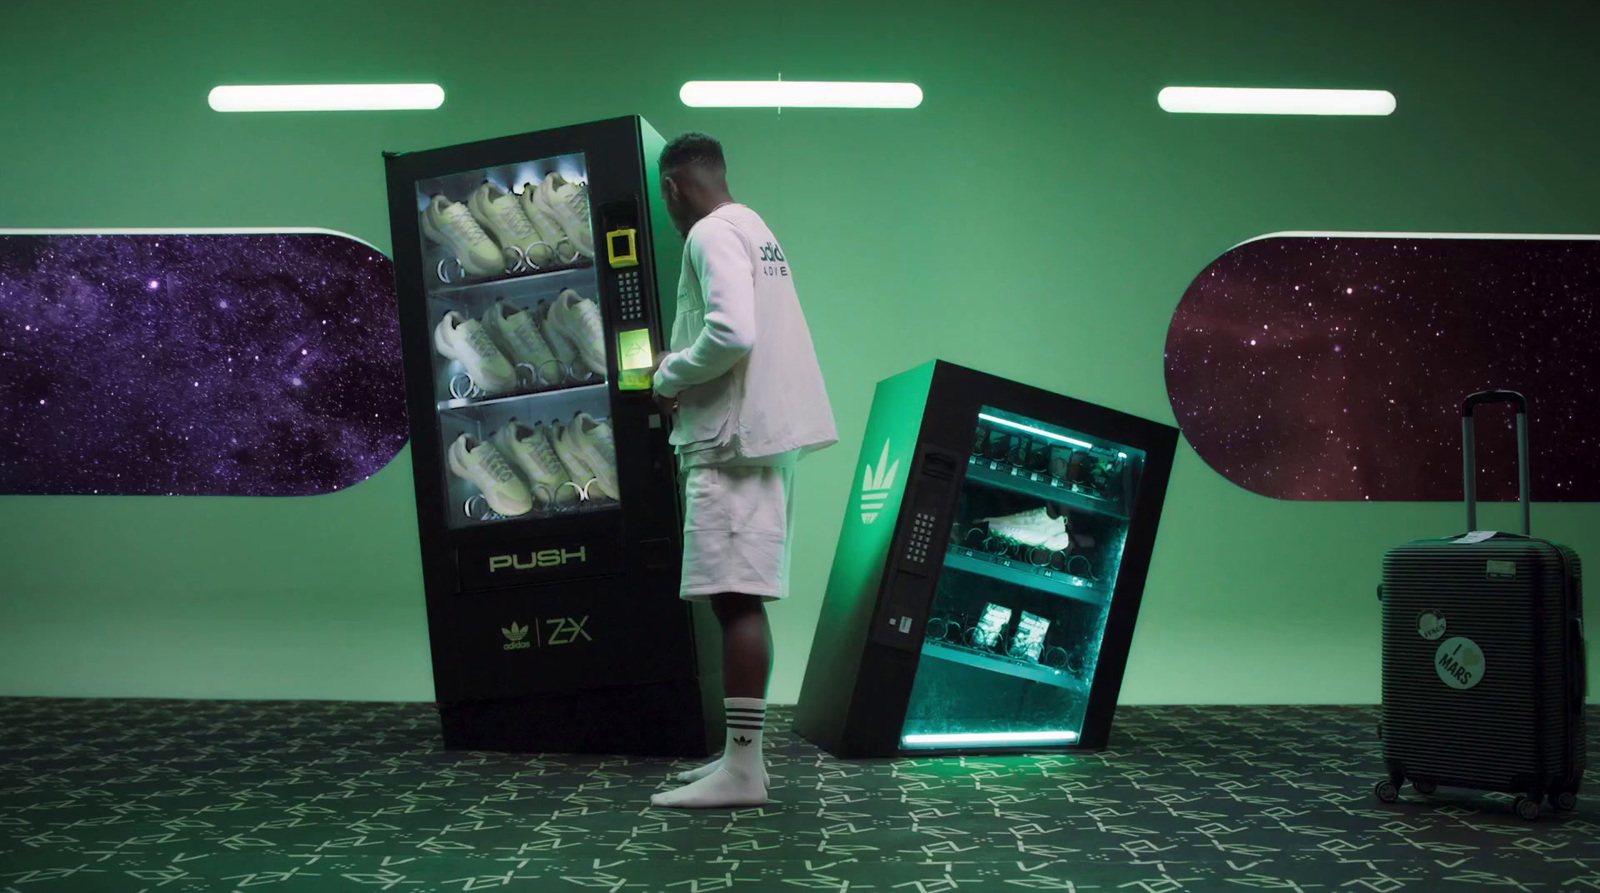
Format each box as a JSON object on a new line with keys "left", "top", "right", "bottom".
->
{"left": 1381, "top": 537, "right": 1584, "bottom": 795}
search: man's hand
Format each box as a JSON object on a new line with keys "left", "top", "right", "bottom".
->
{"left": 650, "top": 353, "right": 677, "bottom": 415}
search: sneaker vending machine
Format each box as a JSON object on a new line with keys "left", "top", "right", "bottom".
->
{"left": 383, "top": 116, "right": 717, "bottom": 755}
{"left": 795, "top": 361, "right": 1178, "bottom": 756}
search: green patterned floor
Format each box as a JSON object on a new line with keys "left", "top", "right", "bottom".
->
{"left": 0, "top": 699, "right": 1594, "bottom": 892}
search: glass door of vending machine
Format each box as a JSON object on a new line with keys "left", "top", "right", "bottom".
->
{"left": 901, "top": 407, "right": 1146, "bottom": 750}
{"left": 416, "top": 153, "right": 618, "bottom": 529}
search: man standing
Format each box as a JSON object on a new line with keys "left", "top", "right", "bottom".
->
{"left": 649, "top": 133, "right": 836, "bottom": 808}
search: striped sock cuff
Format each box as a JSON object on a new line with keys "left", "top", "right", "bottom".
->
{"left": 725, "top": 698, "right": 766, "bottom": 730}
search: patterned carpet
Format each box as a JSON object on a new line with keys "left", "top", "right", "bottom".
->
{"left": 0, "top": 699, "right": 1595, "bottom": 892}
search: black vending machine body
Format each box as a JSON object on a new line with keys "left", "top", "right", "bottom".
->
{"left": 795, "top": 361, "right": 1178, "bottom": 757}
{"left": 383, "top": 116, "right": 718, "bottom": 755}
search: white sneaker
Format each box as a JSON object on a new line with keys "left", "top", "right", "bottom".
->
{"left": 518, "top": 182, "right": 579, "bottom": 264}
{"left": 567, "top": 412, "right": 618, "bottom": 500}
{"left": 484, "top": 300, "right": 564, "bottom": 386}
{"left": 468, "top": 183, "right": 554, "bottom": 268}
{"left": 447, "top": 434, "right": 533, "bottom": 517}
{"left": 984, "top": 507, "right": 1071, "bottom": 551}
{"left": 548, "top": 420, "right": 600, "bottom": 500}
{"left": 535, "top": 173, "right": 594, "bottom": 259}
{"left": 537, "top": 299, "right": 586, "bottom": 379}
{"left": 492, "top": 419, "right": 576, "bottom": 508}
{"left": 420, "top": 195, "right": 503, "bottom": 277}
{"left": 434, "top": 312, "right": 516, "bottom": 394}
{"left": 546, "top": 289, "right": 607, "bottom": 376}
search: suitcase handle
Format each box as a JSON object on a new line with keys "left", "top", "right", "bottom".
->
{"left": 1461, "top": 390, "right": 1530, "bottom": 535}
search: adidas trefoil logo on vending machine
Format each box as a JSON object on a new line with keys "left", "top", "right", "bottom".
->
{"left": 502, "top": 622, "right": 532, "bottom": 651}
{"left": 860, "top": 439, "right": 900, "bottom": 524}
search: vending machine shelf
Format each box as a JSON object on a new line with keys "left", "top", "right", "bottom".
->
{"left": 436, "top": 381, "right": 607, "bottom": 413}
{"left": 964, "top": 460, "right": 1129, "bottom": 520}
{"left": 943, "top": 547, "right": 1109, "bottom": 604}
{"left": 920, "top": 640, "right": 1088, "bottom": 694}
{"left": 427, "top": 262, "right": 595, "bottom": 302}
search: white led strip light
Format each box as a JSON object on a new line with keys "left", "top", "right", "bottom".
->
{"left": 978, "top": 413, "right": 1094, "bottom": 450}
{"left": 209, "top": 84, "right": 445, "bottom": 112}
{"left": 680, "top": 81, "right": 923, "bottom": 109}
{"left": 1158, "top": 86, "right": 1395, "bottom": 116}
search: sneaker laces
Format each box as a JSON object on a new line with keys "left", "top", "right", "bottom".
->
{"left": 575, "top": 300, "right": 604, "bottom": 342}
{"left": 590, "top": 420, "right": 615, "bottom": 462}
{"left": 480, "top": 448, "right": 516, "bottom": 483}
{"left": 554, "top": 426, "right": 587, "bottom": 471}
{"left": 512, "top": 323, "right": 546, "bottom": 358}
{"left": 463, "top": 323, "right": 499, "bottom": 359}
{"left": 496, "top": 201, "right": 535, "bottom": 238}
{"left": 443, "top": 203, "right": 491, "bottom": 243}
{"left": 525, "top": 428, "right": 562, "bottom": 474}
{"left": 564, "top": 183, "right": 589, "bottom": 219}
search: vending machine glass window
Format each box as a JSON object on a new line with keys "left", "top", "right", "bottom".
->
{"left": 900, "top": 405, "right": 1146, "bottom": 749}
{"left": 414, "top": 154, "right": 620, "bottom": 529}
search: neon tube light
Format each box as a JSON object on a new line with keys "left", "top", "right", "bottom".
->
{"left": 1158, "top": 87, "right": 1395, "bottom": 116}
{"left": 679, "top": 81, "right": 923, "bottom": 109}
{"left": 209, "top": 84, "right": 445, "bottom": 112}
{"left": 903, "top": 730, "right": 1080, "bottom": 747}
{"left": 978, "top": 413, "right": 1093, "bottom": 450}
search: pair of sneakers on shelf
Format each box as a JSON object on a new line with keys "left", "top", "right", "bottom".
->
{"left": 433, "top": 290, "right": 605, "bottom": 395}
{"left": 446, "top": 413, "right": 618, "bottom": 518}
{"left": 421, "top": 174, "right": 594, "bottom": 278}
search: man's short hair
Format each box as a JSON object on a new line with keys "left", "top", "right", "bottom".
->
{"left": 660, "top": 132, "right": 725, "bottom": 175}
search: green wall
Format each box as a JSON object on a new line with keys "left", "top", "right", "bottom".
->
{"left": 1, "top": 0, "right": 1595, "bottom": 704}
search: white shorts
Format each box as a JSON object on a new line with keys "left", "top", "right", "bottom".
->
{"left": 679, "top": 464, "right": 795, "bottom": 601}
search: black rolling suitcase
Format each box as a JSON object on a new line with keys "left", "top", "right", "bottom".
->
{"left": 1376, "top": 390, "right": 1586, "bottom": 820}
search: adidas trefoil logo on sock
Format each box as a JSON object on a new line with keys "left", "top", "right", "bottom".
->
{"left": 860, "top": 438, "right": 900, "bottom": 524}
{"left": 732, "top": 735, "right": 753, "bottom": 746}
{"left": 502, "top": 621, "right": 531, "bottom": 651}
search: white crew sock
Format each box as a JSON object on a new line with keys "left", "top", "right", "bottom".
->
{"left": 675, "top": 751, "right": 771, "bottom": 786}
{"left": 651, "top": 698, "right": 768, "bottom": 809}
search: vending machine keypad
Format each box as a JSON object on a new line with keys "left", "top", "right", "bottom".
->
{"left": 617, "top": 269, "right": 644, "bottom": 323}
{"left": 904, "top": 511, "right": 935, "bottom": 564}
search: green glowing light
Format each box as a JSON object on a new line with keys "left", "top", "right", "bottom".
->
{"left": 902, "top": 730, "right": 1080, "bottom": 748}
{"left": 978, "top": 413, "right": 1093, "bottom": 450}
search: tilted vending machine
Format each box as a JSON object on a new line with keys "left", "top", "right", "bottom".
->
{"left": 796, "top": 361, "right": 1178, "bottom": 756}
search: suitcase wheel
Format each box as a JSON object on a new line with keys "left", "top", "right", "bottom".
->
{"left": 1374, "top": 780, "right": 1400, "bottom": 804}
{"left": 1550, "top": 791, "right": 1577, "bottom": 812}
{"left": 1514, "top": 796, "right": 1541, "bottom": 821}
{"left": 1412, "top": 781, "right": 1437, "bottom": 795}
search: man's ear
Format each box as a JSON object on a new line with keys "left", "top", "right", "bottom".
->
{"left": 663, "top": 175, "right": 679, "bottom": 201}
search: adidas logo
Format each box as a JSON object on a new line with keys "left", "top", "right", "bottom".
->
{"left": 501, "top": 621, "right": 532, "bottom": 651}
{"left": 860, "top": 439, "right": 900, "bottom": 524}
{"left": 732, "top": 735, "right": 753, "bottom": 747}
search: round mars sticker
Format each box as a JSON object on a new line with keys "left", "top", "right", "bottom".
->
{"left": 1435, "top": 637, "right": 1485, "bottom": 690}
{"left": 1417, "top": 611, "right": 1448, "bottom": 641}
